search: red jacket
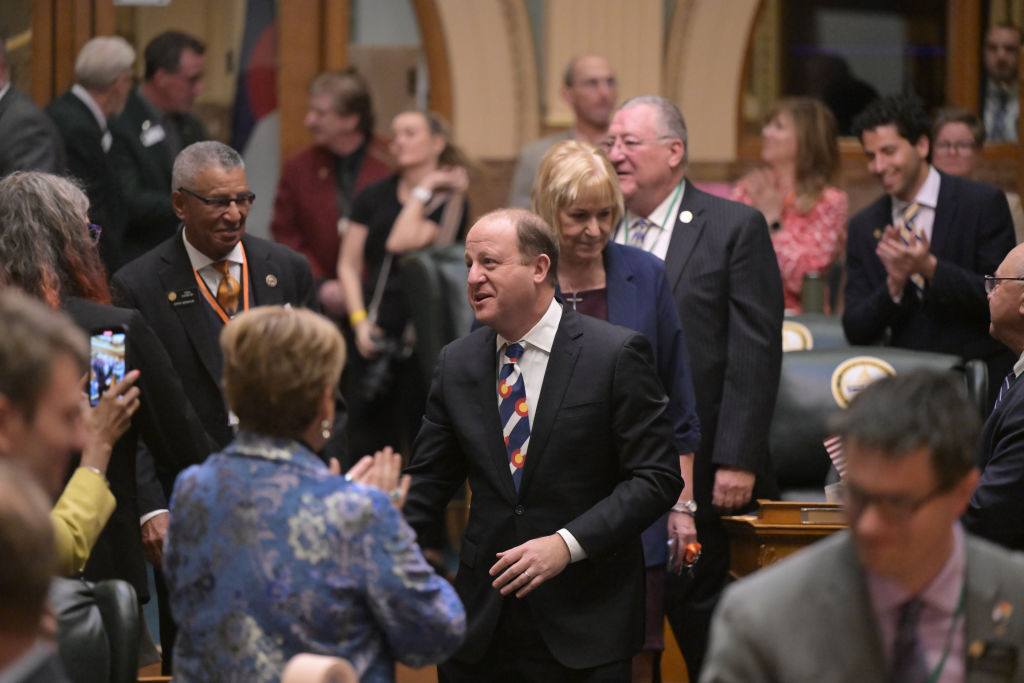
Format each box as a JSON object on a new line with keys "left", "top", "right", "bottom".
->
{"left": 270, "top": 137, "right": 395, "bottom": 280}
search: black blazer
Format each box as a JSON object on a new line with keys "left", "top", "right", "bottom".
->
{"left": 108, "top": 88, "right": 205, "bottom": 265}
{"left": 843, "top": 171, "right": 1016, "bottom": 399}
{"left": 404, "top": 306, "right": 683, "bottom": 669}
{"left": 662, "top": 182, "right": 784, "bottom": 513}
{"left": 64, "top": 297, "right": 213, "bottom": 600}
{"left": 46, "top": 91, "right": 124, "bottom": 271}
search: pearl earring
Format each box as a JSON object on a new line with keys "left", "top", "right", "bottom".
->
{"left": 321, "top": 419, "right": 331, "bottom": 440}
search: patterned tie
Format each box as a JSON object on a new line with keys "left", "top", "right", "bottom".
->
{"left": 212, "top": 260, "right": 240, "bottom": 316}
{"left": 498, "top": 342, "right": 529, "bottom": 491}
{"left": 991, "top": 89, "right": 1010, "bottom": 142}
{"left": 993, "top": 371, "right": 1018, "bottom": 411}
{"left": 899, "top": 203, "right": 926, "bottom": 294}
{"left": 630, "top": 217, "right": 654, "bottom": 249}
{"left": 889, "top": 597, "right": 928, "bottom": 683}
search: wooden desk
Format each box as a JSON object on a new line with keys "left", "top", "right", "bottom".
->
{"left": 722, "top": 500, "right": 846, "bottom": 578}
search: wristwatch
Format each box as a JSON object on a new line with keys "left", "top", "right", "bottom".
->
{"left": 671, "top": 499, "right": 698, "bottom": 516}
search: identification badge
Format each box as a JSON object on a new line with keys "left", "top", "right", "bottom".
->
{"left": 168, "top": 288, "right": 198, "bottom": 307}
{"left": 140, "top": 123, "right": 166, "bottom": 147}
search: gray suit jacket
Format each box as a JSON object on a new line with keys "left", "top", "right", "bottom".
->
{"left": 506, "top": 129, "right": 574, "bottom": 208}
{"left": 701, "top": 531, "right": 1024, "bottom": 682}
{"left": 0, "top": 85, "right": 64, "bottom": 175}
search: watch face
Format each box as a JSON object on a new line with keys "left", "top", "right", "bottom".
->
{"left": 684, "top": 500, "right": 698, "bottom": 513}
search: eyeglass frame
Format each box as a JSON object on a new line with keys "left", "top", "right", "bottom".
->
{"left": 841, "top": 480, "right": 948, "bottom": 524}
{"left": 598, "top": 135, "right": 677, "bottom": 153}
{"left": 984, "top": 274, "right": 1024, "bottom": 294}
{"left": 177, "top": 186, "right": 256, "bottom": 211}
{"left": 87, "top": 223, "right": 102, "bottom": 245}
{"left": 933, "top": 140, "right": 979, "bottom": 155}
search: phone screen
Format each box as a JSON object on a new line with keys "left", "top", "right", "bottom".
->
{"left": 90, "top": 330, "right": 127, "bottom": 406}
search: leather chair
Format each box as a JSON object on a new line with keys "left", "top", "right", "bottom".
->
{"left": 49, "top": 577, "right": 139, "bottom": 683}
{"left": 770, "top": 346, "right": 987, "bottom": 500}
{"left": 400, "top": 244, "right": 474, "bottom": 386}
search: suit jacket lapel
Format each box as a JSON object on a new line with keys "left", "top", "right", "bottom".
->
{"left": 823, "top": 536, "right": 888, "bottom": 677}
{"left": 158, "top": 233, "right": 222, "bottom": 385}
{"left": 520, "top": 307, "right": 581, "bottom": 495}
{"left": 663, "top": 180, "right": 709, "bottom": 290}
{"left": 245, "top": 237, "right": 286, "bottom": 306}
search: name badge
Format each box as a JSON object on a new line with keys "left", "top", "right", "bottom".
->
{"left": 140, "top": 123, "right": 166, "bottom": 148}
{"left": 168, "top": 288, "right": 198, "bottom": 307}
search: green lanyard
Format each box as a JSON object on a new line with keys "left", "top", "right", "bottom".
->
{"left": 621, "top": 180, "right": 684, "bottom": 253}
{"left": 924, "top": 578, "right": 967, "bottom": 683}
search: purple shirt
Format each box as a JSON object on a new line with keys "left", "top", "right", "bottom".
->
{"left": 867, "top": 524, "right": 966, "bottom": 682}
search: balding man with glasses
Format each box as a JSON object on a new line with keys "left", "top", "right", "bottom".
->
{"left": 963, "top": 243, "right": 1024, "bottom": 553}
{"left": 702, "top": 371, "right": 1024, "bottom": 683}
{"left": 112, "top": 141, "right": 345, "bottom": 672}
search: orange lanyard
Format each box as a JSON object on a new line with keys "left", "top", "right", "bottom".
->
{"left": 192, "top": 244, "right": 250, "bottom": 324}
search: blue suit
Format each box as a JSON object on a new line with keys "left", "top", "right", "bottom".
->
{"left": 604, "top": 242, "right": 700, "bottom": 565}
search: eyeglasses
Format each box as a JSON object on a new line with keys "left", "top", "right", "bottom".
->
{"left": 842, "top": 481, "right": 947, "bottom": 523}
{"left": 87, "top": 223, "right": 102, "bottom": 245}
{"left": 934, "top": 141, "right": 978, "bottom": 154}
{"left": 984, "top": 275, "right": 1024, "bottom": 294}
{"left": 598, "top": 135, "right": 676, "bottom": 153}
{"left": 178, "top": 187, "right": 255, "bottom": 210}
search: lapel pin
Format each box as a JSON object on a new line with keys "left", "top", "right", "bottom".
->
{"left": 680, "top": 210, "right": 693, "bottom": 224}
{"left": 167, "top": 291, "right": 177, "bottom": 302}
{"left": 969, "top": 639, "right": 986, "bottom": 659}
{"left": 318, "top": 167, "right": 328, "bottom": 180}
{"left": 873, "top": 229, "right": 882, "bottom": 240}
{"left": 265, "top": 274, "right": 278, "bottom": 287}
{"left": 992, "top": 601, "right": 1013, "bottom": 631}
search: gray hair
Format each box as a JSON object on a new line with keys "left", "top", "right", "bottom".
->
{"left": 619, "top": 95, "right": 689, "bottom": 165}
{"left": 75, "top": 36, "right": 135, "bottom": 91}
{"left": 171, "top": 141, "right": 245, "bottom": 191}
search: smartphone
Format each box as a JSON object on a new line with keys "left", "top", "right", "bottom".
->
{"left": 89, "top": 328, "right": 127, "bottom": 406}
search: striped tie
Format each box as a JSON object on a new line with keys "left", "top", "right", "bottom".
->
{"left": 993, "top": 371, "right": 1017, "bottom": 412}
{"left": 899, "top": 203, "right": 926, "bottom": 294}
{"left": 630, "top": 218, "right": 654, "bottom": 249}
{"left": 498, "top": 343, "right": 529, "bottom": 490}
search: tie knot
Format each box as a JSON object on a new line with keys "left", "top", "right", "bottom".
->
{"left": 212, "top": 260, "right": 231, "bottom": 275}
{"left": 504, "top": 343, "right": 524, "bottom": 363}
{"left": 898, "top": 596, "right": 924, "bottom": 627}
{"left": 902, "top": 202, "right": 921, "bottom": 223}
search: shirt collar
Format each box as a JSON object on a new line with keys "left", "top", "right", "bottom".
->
{"left": 496, "top": 297, "right": 562, "bottom": 355}
{"left": 0, "top": 82, "right": 10, "bottom": 103}
{"left": 182, "top": 228, "right": 244, "bottom": 271}
{"left": 229, "top": 430, "right": 327, "bottom": 471}
{"left": 70, "top": 83, "right": 108, "bottom": 132}
{"left": 1014, "top": 349, "right": 1024, "bottom": 378}
{"left": 639, "top": 178, "right": 687, "bottom": 228}
{"left": 894, "top": 165, "right": 940, "bottom": 213}
{"left": 868, "top": 522, "right": 966, "bottom": 615}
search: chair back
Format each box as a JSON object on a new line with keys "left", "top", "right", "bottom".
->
{"left": 781, "top": 313, "right": 847, "bottom": 352}
{"left": 770, "top": 346, "right": 986, "bottom": 500}
{"left": 49, "top": 577, "right": 139, "bottom": 683}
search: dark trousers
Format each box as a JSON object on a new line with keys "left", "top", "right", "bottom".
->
{"left": 153, "top": 566, "right": 176, "bottom": 674}
{"left": 664, "top": 516, "right": 730, "bottom": 682}
{"left": 440, "top": 597, "right": 631, "bottom": 683}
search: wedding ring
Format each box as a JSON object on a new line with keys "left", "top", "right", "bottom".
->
{"left": 388, "top": 488, "right": 402, "bottom": 501}
{"left": 523, "top": 570, "right": 532, "bottom": 580}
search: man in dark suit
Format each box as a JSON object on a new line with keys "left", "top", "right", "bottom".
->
{"left": 270, "top": 69, "right": 396, "bottom": 320}
{"left": 702, "top": 371, "right": 1024, "bottom": 682}
{"left": 963, "top": 242, "right": 1024, "bottom": 551}
{"left": 0, "top": 36, "right": 64, "bottom": 176}
{"left": 404, "top": 208, "right": 682, "bottom": 680}
{"left": 109, "top": 30, "right": 206, "bottom": 268}
{"left": 46, "top": 36, "right": 135, "bottom": 271}
{"left": 843, "top": 95, "right": 1016, "bottom": 408}
{"left": 112, "top": 141, "right": 341, "bottom": 671}
{"left": 607, "top": 95, "right": 784, "bottom": 680}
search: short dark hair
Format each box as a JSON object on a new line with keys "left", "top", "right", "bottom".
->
{"left": 932, "top": 106, "right": 985, "bottom": 146}
{"left": 476, "top": 208, "right": 560, "bottom": 288}
{"left": 852, "top": 95, "right": 931, "bottom": 150}
{"left": 310, "top": 69, "right": 375, "bottom": 139}
{"left": 830, "top": 370, "right": 979, "bottom": 490}
{"left": 144, "top": 30, "right": 205, "bottom": 80}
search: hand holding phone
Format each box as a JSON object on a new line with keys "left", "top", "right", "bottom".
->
{"left": 89, "top": 329, "right": 127, "bottom": 406}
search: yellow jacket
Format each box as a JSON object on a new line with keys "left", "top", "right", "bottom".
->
{"left": 50, "top": 467, "right": 116, "bottom": 575}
